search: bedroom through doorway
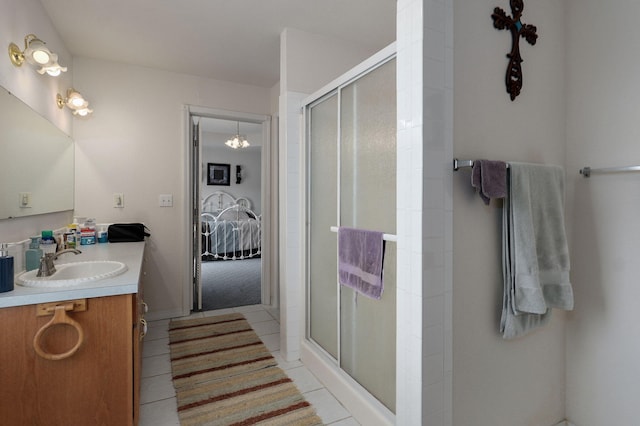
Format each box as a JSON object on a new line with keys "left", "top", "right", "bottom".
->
{"left": 188, "top": 109, "right": 272, "bottom": 312}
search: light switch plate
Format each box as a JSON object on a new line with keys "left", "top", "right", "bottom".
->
{"left": 159, "top": 194, "right": 173, "bottom": 207}
{"left": 19, "top": 192, "right": 32, "bottom": 208}
{"left": 113, "top": 193, "right": 124, "bottom": 208}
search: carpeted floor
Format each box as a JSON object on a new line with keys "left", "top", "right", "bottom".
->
{"left": 168, "top": 313, "right": 323, "bottom": 426}
{"left": 201, "top": 258, "right": 261, "bottom": 311}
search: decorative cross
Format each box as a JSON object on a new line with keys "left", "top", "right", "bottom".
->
{"left": 492, "top": 0, "right": 538, "bottom": 101}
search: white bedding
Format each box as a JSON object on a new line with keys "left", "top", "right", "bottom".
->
{"left": 200, "top": 191, "right": 261, "bottom": 260}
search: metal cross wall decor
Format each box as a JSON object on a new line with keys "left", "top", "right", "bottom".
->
{"left": 492, "top": 0, "right": 538, "bottom": 101}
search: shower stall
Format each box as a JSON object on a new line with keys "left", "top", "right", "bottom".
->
{"left": 302, "top": 47, "right": 397, "bottom": 422}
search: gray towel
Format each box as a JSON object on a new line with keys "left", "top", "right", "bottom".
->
{"left": 500, "top": 163, "right": 573, "bottom": 339}
{"left": 338, "top": 227, "right": 385, "bottom": 300}
{"left": 471, "top": 160, "right": 507, "bottom": 205}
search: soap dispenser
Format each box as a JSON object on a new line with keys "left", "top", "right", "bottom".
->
{"left": 25, "top": 237, "right": 42, "bottom": 271}
{"left": 0, "top": 243, "right": 14, "bottom": 293}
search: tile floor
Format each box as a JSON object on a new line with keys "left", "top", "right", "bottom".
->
{"left": 139, "top": 304, "right": 359, "bottom": 426}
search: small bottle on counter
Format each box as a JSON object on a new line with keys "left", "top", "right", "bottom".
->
{"left": 82, "top": 218, "right": 97, "bottom": 245}
{"left": 97, "top": 226, "right": 108, "bottom": 243}
{"left": 40, "top": 230, "right": 57, "bottom": 255}
{"left": 65, "top": 224, "right": 77, "bottom": 249}
{"left": 0, "top": 243, "right": 14, "bottom": 293}
{"left": 25, "top": 236, "right": 42, "bottom": 271}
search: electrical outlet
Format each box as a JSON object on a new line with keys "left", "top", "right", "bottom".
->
{"left": 19, "top": 192, "right": 32, "bottom": 208}
{"left": 113, "top": 193, "right": 124, "bottom": 208}
{"left": 159, "top": 194, "right": 173, "bottom": 207}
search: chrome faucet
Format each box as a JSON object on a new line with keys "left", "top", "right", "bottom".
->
{"left": 36, "top": 249, "right": 82, "bottom": 277}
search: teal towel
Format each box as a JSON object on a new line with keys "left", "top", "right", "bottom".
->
{"left": 501, "top": 163, "right": 573, "bottom": 339}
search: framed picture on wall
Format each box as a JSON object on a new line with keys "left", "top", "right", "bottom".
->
{"left": 207, "top": 163, "right": 231, "bottom": 186}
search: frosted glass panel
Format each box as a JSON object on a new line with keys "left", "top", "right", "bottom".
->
{"left": 340, "top": 58, "right": 397, "bottom": 412}
{"left": 307, "top": 94, "right": 339, "bottom": 358}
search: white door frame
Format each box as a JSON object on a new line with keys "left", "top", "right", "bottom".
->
{"left": 183, "top": 105, "right": 272, "bottom": 313}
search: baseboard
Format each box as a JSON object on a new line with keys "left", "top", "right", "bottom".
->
{"left": 301, "top": 340, "right": 394, "bottom": 426}
{"left": 553, "top": 420, "right": 576, "bottom": 426}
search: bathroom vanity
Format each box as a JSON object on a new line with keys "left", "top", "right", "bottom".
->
{"left": 0, "top": 242, "right": 146, "bottom": 426}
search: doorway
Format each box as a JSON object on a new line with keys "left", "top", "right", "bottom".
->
{"left": 187, "top": 107, "right": 272, "bottom": 312}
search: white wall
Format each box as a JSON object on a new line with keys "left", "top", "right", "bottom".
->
{"left": 71, "top": 57, "right": 271, "bottom": 319}
{"left": 0, "top": 0, "right": 74, "bottom": 242}
{"left": 201, "top": 141, "right": 262, "bottom": 214}
{"left": 453, "top": 1, "right": 567, "bottom": 425}
{"left": 281, "top": 28, "right": 384, "bottom": 95}
{"left": 565, "top": 1, "right": 640, "bottom": 424}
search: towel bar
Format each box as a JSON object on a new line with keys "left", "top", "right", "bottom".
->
{"left": 453, "top": 158, "right": 511, "bottom": 171}
{"left": 455, "top": 159, "right": 640, "bottom": 177}
{"left": 329, "top": 226, "right": 398, "bottom": 242}
{"left": 579, "top": 165, "right": 640, "bottom": 177}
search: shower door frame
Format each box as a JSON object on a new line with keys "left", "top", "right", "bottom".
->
{"left": 301, "top": 43, "right": 397, "bottom": 424}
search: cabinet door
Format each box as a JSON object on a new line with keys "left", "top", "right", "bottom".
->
{"left": 0, "top": 295, "right": 134, "bottom": 426}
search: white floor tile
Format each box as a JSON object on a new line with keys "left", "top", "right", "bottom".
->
{"left": 232, "top": 304, "right": 266, "bottom": 313}
{"left": 266, "top": 307, "right": 280, "bottom": 322}
{"left": 287, "top": 366, "right": 323, "bottom": 393}
{"left": 243, "top": 309, "right": 274, "bottom": 324}
{"left": 147, "top": 318, "right": 170, "bottom": 330}
{"left": 143, "top": 337, "right": 170, "bottom": 357}
{"left": 142, "top": 353, "right": 172, "bottom": 378}
{"left": 272, "top": 351, "right": 303, "bottom": 370}
{"left": 252, "top": 319, "right": 280, "bottom": 336}
{"left": 144, "top": 323, "right": 168, "bottom": 341}
{"left": 329, "top": 417, "right": 361, "bottom": 426}
{"left": 304, "top": 388, "right": 352, "bottom": 424}
{"left": 139, "top": 398, "right": 180, "bottom": 426}
{"left": 140, "top": 373, "right": 176, "bottom": 404}
{"left": 260, "top": 332, "right": 281, "bottom": 351}
{"left": 202, "top": 308, "right": 234, "bottom": 317}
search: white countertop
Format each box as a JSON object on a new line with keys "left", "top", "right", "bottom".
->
{"left": 0, "top": 242, "right": 145, "bottom": 308}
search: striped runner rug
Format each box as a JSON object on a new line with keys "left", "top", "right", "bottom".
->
{"left": 168, "top": 313, "right": 323, "bottom": 426}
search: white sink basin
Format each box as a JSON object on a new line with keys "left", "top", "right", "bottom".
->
{"left": 17, "top": 261, "right": 128, "bottom": 288}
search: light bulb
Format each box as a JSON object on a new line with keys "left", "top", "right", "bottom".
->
{"left": 32, "top": 49, "right": 50, "bottom": 65}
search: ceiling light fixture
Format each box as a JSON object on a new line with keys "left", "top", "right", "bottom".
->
{"left": 8, "top": 34, "right": 67, "bottom": 76}
{"left": 56, "top": 88, "right": 93, "bottom": 117}
{"left": 225, "top": 122, "right": 250, "bottom": 149}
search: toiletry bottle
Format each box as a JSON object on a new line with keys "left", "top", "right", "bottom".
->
{"left": 97, "top": 225, "right": 108, "bottom": 243}
{"left": 0, "top": 243, "right": 14, "bottom": 293}
{"left": 80, "top": 218, "right": 97, "bottom": 245}
{"left": 25, "top": 236, "right": 43, "bottom": 271}
{"left": 40, "top": 230, "right": 57, "bottom": 255}
{"left": 66, "top": 224, "right": 77, "bottom": 248}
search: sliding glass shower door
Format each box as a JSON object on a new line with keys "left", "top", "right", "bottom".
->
{"left": 306, "top": 56, "right": 396, "bottom": 411}
{"left": 308, "top": 93, "right": 339, "bottom": 359}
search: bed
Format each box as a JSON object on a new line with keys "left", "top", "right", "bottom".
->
{"left": 201, "top": 191, "right": 261, "bottom": 260}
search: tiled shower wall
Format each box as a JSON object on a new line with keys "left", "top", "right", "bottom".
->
{"left": 396, "top": 0, "right": 453, "bottom": 424}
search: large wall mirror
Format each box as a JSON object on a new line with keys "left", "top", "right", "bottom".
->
{"left": 0, "top": 87, "right": 74, "bottom": 219}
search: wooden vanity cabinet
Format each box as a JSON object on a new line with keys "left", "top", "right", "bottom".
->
{"left": 0, "top": 290, "right": 145, "bottom": 425}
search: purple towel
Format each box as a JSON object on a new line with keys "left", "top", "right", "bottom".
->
{"left": 471, "top": 159, "right": 507, "bottom": 205}
{"left": 338, "top": 227, "right": 385, "bottom": 300}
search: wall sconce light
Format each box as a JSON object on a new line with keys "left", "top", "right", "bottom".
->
{"left": 225, "top": 122, "right": 250, "bottom": 149}
{"left": 56, "top": 88, "right": 93, "bottom": 116}
{"left": 8, "top": 34, "right": 67, "bottom": 76}
{"left": 236, "top": 165, "right": 242, "bottom": 184}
